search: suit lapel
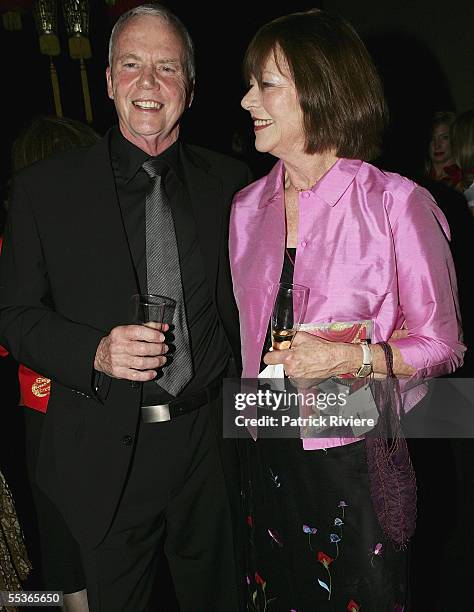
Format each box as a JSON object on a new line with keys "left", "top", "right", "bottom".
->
{"left": 75, "top": 138, "right": 227, "bottom": 325}
{"left": 180, "top": 145, "right": 224, "bottom": 295}
{"left": 79, "top": 133, "right": 139, "bottom": 323}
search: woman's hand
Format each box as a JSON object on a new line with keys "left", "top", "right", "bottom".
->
{"left": 263, "top": 328, "right": 411, "bottom": 387}
{"left": 389, "top": 328, "right": 408, "bottom": 340}
{"left": 263, "top": 331, "right": 359, "bottom": 386}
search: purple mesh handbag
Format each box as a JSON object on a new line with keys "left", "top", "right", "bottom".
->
{"left": 365, "top": 342, "right": 417, "bottom": 548}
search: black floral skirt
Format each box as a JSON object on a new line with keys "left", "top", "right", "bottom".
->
{"left": 240, "top": 438, "right": 409, "bottom": 612}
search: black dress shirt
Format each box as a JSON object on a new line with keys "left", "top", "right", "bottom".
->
{"left": 110, "top": 127, "right": 231, "bottom": 404}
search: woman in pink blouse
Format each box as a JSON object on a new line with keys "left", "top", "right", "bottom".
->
{"left": 230, "top": 9, "right": 464, "bottom": 611}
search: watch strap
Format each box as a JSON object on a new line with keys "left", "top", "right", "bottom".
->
{"left": 355, "top": 340, "right": 373, "bottom": 378}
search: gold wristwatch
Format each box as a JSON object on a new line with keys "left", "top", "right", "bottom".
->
{"left": 355, "top": 340, "right": 373, "bottom": 378}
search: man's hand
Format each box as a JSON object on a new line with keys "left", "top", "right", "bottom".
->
{"left": 94, "top": 324, "right": 169, "bottom": 382}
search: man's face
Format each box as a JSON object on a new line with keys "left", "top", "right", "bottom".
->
{"left": 106, "top": 15, "right": 191, "bottom": 155}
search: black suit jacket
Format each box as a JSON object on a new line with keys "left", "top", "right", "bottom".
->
{"left": 0, "top": 131, "right": 251, "bottom": 547}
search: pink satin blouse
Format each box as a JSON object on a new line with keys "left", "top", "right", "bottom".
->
{"left": 229, "top": 158, "right": 465, "bottom": 450}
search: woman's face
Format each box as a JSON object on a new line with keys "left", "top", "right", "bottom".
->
{"left": 241, "top": 50, "right": 306, "bottom": 159}
{"left": 429, "top": 123, "right": 453, "bottom": 166}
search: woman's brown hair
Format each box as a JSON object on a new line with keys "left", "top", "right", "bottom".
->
{"left": 243, "top": 9, "right": 388, "bottom": 160}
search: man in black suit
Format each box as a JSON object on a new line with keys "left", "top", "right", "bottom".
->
{"left": 0, "top": 4, "right": 251, "bottom": 611}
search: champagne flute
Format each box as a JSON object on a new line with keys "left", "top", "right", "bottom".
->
{"left": 271, "top": 282, "right": 309, "bottom": 350}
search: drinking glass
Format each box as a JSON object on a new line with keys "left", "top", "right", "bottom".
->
{"left": 129, "top": 294, "right": 175, "bottom": 387}
{"left": 131, "top": 294, "right": 176, "bottom": 329}
{"left": 271, "top": 282, "right": 309, "bottom": 350}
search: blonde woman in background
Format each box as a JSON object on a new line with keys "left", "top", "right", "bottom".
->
{"left": 450, "top": 109, "right": 474, "bottom": 212}
{"left": 425, "top": 110, "right": 461, "bottom": 188}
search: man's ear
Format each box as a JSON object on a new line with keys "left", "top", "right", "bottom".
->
{"left": 106, "top": 66, "right": 114, "bottom": 100}
{"left": 187, "top": 83, "right": 195, "bottom": 108}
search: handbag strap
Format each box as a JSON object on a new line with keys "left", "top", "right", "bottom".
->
{"left": 378, "top": 341, "right": 395, "bottom": 378}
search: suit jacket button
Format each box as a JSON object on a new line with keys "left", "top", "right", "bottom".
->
{"left": 122, "top": 435, "right": 133, "bottom": 447}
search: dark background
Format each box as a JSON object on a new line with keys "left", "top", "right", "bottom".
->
{"left": 1, "top": 0, "right": 472, "bottom": 191}
{"left": 1, "top": 0, "right": 473, "bottom": 609}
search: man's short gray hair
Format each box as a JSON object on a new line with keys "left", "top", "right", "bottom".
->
{"left": 108, "top": 3, "right": 195, "bottom": 91}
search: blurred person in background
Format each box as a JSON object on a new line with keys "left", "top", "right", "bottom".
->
{"left": 0, "top": 469, "right": 32, "bottom": 609}
{"left": 1, "top": 114, "right": 100, "bottom": 612}
{"left": 450, "top": 109, "right": 474, "bottom": 212}
{"left": 425, "top": 110, "right": 461, "bottom": 188}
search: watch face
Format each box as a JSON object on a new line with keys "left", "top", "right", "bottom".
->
{"left": 356, "top": 364, "right": 372, "bottom": 378}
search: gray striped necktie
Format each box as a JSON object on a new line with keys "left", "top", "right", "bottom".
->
{"left": 142, "top": 159, "right": 193, "bottom": 396}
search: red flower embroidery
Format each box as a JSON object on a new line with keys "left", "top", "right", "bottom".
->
{"left": 317, "top": 551, "right": 334, "bottom": 568}
{"left": 255, "top": 572, "right": 265, "bottom": 586}
{"left": 347, "top": 600, "right": 360, "bottom": 612}
{"left": 247, "top": 515, "right": 253, "bottom": 527}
